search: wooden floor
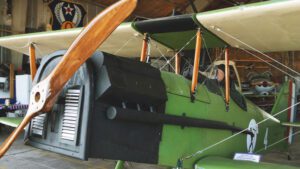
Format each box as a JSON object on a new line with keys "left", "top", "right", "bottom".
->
{"left": 0, "top": 127, "right": 299, "bottom": 169}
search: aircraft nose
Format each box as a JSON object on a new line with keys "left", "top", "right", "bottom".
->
{"left": 262, "top": 81, "right": 268, "bottom": 87}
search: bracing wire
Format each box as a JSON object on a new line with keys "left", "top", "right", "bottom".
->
{"left": 182, "top": 102, "right": 300, "bottom": 160}
{"left": 113, "top": 36, "right": 136, "bottom": 55}
{"left": 213, "top": 27, "right": 300, "bottom": 80}
{"left": 158, "top": 32, "right": 198, "bottom": 71}
{"left": 256, "top": 130, "right": 300, "bottom": 153}
{"left": 240, "top": 48, "right": 299, "bottom": 82}
{"left": 180, "top": 27, "right": 300, "bottom": 161}
{"left": 148, "top": 37, "right": 176, "bottom": 72}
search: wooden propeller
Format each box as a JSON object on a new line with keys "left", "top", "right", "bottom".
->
{"left": 0, "top": 0, "right": 137, "bottom": 158}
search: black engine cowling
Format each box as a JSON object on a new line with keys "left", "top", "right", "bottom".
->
{"left": 26, "top": 50, "right": 167, "bottom": 163}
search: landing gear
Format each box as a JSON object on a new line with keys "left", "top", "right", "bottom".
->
{"left": 115, "top": 160, "right": 125, "bottom": 169}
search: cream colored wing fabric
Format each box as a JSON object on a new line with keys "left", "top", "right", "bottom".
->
{"left": 0, "top": 23, "right": 172, "bottom": 58}
{"left": 196, "top": 0, "right": 300, "bottom": 52}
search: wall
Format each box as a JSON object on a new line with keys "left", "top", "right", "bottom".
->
{"left": 0, "top": 0, "right": 103, "bottom": 70}
{"left": 211, "top": 48, "right": 300, "bottom": 84}
{"left": 26, "top": 0, "right": 103, "bottom": 32}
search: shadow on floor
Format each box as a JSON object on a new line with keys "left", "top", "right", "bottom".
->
{"left": 0, "top": 126, "right": 299, "bottom": 169}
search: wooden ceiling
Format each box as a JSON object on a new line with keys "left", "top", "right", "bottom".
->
{"left": 92, "top": 0, "right": 193, "bottom": 18}
{"left": 89, "top": 0, "right": 266, "bottom": 18}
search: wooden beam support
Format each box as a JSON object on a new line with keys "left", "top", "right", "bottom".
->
{"left": 175, "top": 52, "right": 181, "bottom": 74}
{"left": 225, "top": 48, "right": 230, "bottom": 109}
{"left": 29, "top": 43, "right": 37, "bottom": 80}
{"left": 191, "top": 29, "right": 202, "bottom": 94}
{"left": 140, "top": 33, "right": 148, "bottom": 62}
{"left": 9, "top": 64, "right": 14, "bottom": 99}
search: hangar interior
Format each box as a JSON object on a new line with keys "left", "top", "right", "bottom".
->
{"left": 0, "top": 0, "right": 299, "bottom": 169}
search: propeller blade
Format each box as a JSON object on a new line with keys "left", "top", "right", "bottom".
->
{"left": 0, "top": 0, "right": 137, "bottom": 158}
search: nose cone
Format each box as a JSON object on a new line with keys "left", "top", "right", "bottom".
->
{"left": 262, "top": 81, "right": 268, "bottom": 87}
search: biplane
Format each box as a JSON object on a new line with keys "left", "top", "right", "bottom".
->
{"left": 0, "top": 0, "right": 299, "bottom": 169}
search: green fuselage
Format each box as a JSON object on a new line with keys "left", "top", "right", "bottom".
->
{"left": 157, "top": 72, "right": 288, "bottom": 168}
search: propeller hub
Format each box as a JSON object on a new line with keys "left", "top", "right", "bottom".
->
{"left": 29, "top": 78, "right": 50, "bottom": 113}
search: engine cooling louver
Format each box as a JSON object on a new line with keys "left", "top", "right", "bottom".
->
{"left": 60, "top": 87, "right": 82, "bottom": 145}
{"left": 30, "top": 114, "right": 47, "bottom": 138}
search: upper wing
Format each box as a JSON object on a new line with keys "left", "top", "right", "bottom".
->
{"left": 195, "top": 157, "right": 299, "bottom": 169}
{"left": 0, "top": 23, "right": 172, "bottom": 58}
{"left": 196, "top": 0, "right": 300, "bottom": 52}
{"left": 0, "top": 0, "right": 299, "bottom": 57}
{"left": 129, "top": 0, "right": 300, "bottom": 53}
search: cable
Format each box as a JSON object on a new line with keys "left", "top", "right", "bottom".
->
{"left": 256, "top": 130, "right": 300, "bottom": 153}
{"left": 213, "top": 27, "right": 300, "bottom": 79}
{"left": 182, "top": 102, "right": 300, "bottom": 160}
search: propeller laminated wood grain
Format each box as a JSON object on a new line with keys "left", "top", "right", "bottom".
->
{"left": 0, "top": 0, "right": 137, "bottom": 158}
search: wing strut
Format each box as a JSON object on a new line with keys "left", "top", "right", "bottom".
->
{"left": 225, "top": 48, "right": 230, "bottom": 111}
{"left": 175, "top": 52, "right": 181, "bottom": 74}
{"left": 140, "top": 33, "right": 149, "bottom": 62}
{"left": 29, "top": 43, "right": 37, "bottom": 80}
{"left": 191, "top": 28, "right": 202, "bottom": 95}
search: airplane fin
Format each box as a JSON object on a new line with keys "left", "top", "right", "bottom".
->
{"left": 270, "top": 81, "right": 290, "bottom": 121}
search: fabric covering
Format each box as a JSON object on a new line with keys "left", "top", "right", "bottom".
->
{"left": 196, "top": 0, "right": 300, "bottom": 52}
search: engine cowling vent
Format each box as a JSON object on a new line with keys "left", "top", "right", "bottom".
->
{"left": 60, "top": 87, "right": 82, "bottom": 145}
{"left": 30, "top": 114, "right": 47, "bottom": 138}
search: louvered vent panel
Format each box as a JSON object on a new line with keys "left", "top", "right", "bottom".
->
{"left": 60, "top": 88, "right": 82, "bottom": 144}
{"left": 31, "top": 114, "right": 47, "bottom": 137}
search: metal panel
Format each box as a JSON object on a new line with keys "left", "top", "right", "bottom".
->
{"left": 60, "top": 87, "right": 83, "bottom": 145}
{"left": 30, "top": 114, "right": 47, "bottom": 138}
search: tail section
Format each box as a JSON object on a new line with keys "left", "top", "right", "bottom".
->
{"left": 271, "top": 81, "right": 290, "bottom": 121}
{"left": 271, "top": 80, "right": 297, "bottom": 145}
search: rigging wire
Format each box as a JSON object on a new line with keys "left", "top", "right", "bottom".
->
{"left": 148, "top": 32, "right": 197, "bottom": 72}
{"left": 240, "top": 48, "right": 299, "bottom": 82}
{"left": 158, "top": 32, "right": 197, "bottom": 71}
{"left": 213, "top": 27, "right": 300, "bottom": 79}
{"left": 149, "top": 30, "right": 224, "bottom": 85}
{"left": 170, "top": 26, "right": 300, "bottom": 163}
{"left": 113, "top": 35, "right": 136, "bottom": 55}
{"left": 181, "top": 102, "right": 300, "bottom": 160}
{"left": 111, "top": 26, "right": 300, "bottom": 165}
{"left": 148, "top": 37, "right": 174, "bottom": 70}
{"left": 256, "top": 130, "right": 300, "bottom": 154}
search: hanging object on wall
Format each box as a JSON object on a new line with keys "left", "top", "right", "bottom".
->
{"left": 49, "top": 0, "right": 86, "bottom": 30}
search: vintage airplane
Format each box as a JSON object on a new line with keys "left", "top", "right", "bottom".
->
{"left": 246, "top": 71, "right": 276, "bottom": 95}
{"left": 0, "top": 0, "right": 299, "bottom": 169}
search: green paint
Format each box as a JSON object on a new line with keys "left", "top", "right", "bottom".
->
{"left": 0, "top": 117, "right": 23, "bottom": 127}
{"left": 115, "top": 160, "right": 124, "bottom": 169}
{"left": 150, "top": 29, "right": 225, "bottom": 51}
{"left": 131, "top": 15, "right": 226, "bottom": 51}
{"left": 157, "top": 72, "right": 290, "bottom": 169}
{"left": 195, "top": 157, "right": 299, "bottom": 169}
{"left": 161, "top": 72, "right": 210, "bottom": 103}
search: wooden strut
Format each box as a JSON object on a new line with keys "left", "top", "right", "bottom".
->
{"left": 0, "top": 0, "right": 138, "bottom": 158}
{"left": 175, "top": 52, "right": 181, "bottom": 75}
{"left": 140, "top": 33, "right": 149, "bottom": 62}
{"left": 225, "top": 48, "right": 230, "bottom": 109}
{"left": 9, "top": 64, "right": 14, "bottom": 99}
{"left": 29, "top": 43, "right": 37, "bottom": 80}
{"left": 191, "top": 28, "right": 202, "bottom": 94}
